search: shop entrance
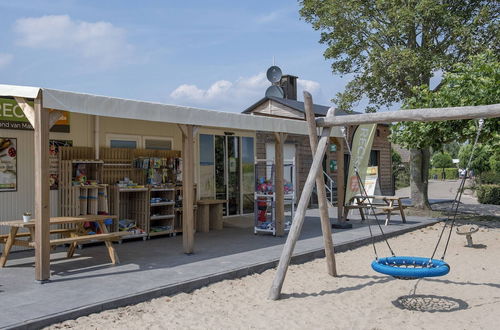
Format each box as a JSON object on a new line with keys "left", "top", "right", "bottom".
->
{"left": 199, "top": 134, "right": 254, "bottom": 216}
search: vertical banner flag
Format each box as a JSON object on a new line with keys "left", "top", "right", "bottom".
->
{"left": 344, "top": 124, "right": 377, "bottom": 205}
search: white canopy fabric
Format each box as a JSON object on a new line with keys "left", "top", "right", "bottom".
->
{"left": 0, "top": 84, "right": 343, "bottom": 136}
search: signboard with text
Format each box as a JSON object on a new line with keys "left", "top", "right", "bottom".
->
{"left": 0, "top": 97, "right": 70, "bottom": 132}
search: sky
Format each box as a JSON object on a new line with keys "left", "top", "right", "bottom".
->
{"left": 0, "top": 0, "right": 358, "bottom": 113}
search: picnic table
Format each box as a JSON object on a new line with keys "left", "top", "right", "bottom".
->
{"left": 196, "top": 199, "right": 227, "bottom": 232}
{"left": 0, "top": 215, "right": 126, "bottom": 267}
{"left": 344, "top": 195, "right": 409, "bottom": 225}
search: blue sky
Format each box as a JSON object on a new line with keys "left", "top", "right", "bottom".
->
{"left": 0, "top": 0, "right": 357, "bottom": 113}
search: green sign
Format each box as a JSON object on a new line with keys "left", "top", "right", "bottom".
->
{"left": 0, "top": 97, "right": 70, "bottom": 132}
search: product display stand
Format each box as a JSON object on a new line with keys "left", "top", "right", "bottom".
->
{"left": 254, "top": 159, "right": 295, "bottom": 236}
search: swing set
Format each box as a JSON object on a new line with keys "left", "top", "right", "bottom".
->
{"left": 268, "top": 93, "right": 500, "bottom": 300}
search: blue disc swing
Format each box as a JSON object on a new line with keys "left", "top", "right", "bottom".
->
{"left": 344, "top": 119, "right": 484, "bottom": 280}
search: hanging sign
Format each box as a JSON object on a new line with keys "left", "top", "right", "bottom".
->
{"left": 0, "top": 137, "right": 17, "bottom": 191}
{"left": 0, "top": 97, "right": 70, "bottom": 132}
{"left": 344, "top": 124, "right": 377, "bottom": 205}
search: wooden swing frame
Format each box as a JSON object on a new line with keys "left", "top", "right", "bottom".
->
{"left": 268, "top": 95, "right": 500, "bottom": 300}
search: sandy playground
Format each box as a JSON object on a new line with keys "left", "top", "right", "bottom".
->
{"left": 48, "top": 222, "right": 500, "bottom": 330}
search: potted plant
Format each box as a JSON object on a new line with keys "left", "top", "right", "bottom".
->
{"left": 23, "top": 212, "right": 32, "bottom": 223}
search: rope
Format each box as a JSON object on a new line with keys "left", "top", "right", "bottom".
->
{"left": 429, "top": 118, "right": 484, "bottom": 261}
{"left": 355, "top": 170, "right": 396, "bottom": 257}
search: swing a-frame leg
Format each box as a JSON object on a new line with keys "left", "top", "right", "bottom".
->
{"left": 268, "top": 105, "right": 336, "bottom": 301}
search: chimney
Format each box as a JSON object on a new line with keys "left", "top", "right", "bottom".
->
{"left": 280, "top": 75, "right": 298, "bottom": 100}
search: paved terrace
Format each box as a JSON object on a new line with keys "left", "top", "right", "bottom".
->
{"left": 0, "top": 208, "right": 438, "bottom": 329}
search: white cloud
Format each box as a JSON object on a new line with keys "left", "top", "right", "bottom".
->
{"left": 0, "top": 53, "right": 13, "bottom": 69}
{"left": 169, "top": 72, "right": 322, "bottom": 112}
{"left": 13, "top": 15, "right": 133, "bottom": 67}
{"left": 297, "top": 79, "right": 321, "bottom": 95}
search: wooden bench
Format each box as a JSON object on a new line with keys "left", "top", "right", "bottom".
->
{"left": 28, "top": 231, "right": 129, "bottom": 263}
{"left": 0, "top": 215, "right": 120, "bottom": 267}
{"left": 344, "top": 196, "right": 409, "bottom": 225}
{"left": 196, "top": 199, "right": 227, "bottom": 232}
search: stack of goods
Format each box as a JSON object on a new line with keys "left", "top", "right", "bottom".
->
{"left": 118, "top": 219, "right": 145, "bottom": 235}
{"left": 116, "top": 177, "right": 144, "bottom": 188}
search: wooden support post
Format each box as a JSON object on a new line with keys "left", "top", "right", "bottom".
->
{"left": 268, "top": 121, "right": 333, "bottom": 300}
{"left": 34, "top": 92, "right": 51, "bottom": 282}
{"left": 303, "top": 92, "right": 337, "bottom": 277}
{"left": 274, "top": 132, "right": 286, "bottom": 237}
{"left": 180, "top": 124, "right": 195, "bottom": 254}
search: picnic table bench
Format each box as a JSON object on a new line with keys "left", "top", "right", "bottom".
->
{"left": 344, "top": 195, "right": 409, "bottom": 225}
{"left": 0, "top": 215, "right": 125, "bottom": 267}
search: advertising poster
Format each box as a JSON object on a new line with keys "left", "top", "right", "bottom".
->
{"left": 0, "top": 97, "right": 70, "bottom": 132}
{"left": 49, "top": 140, "right": 73, "bottom": 190}
{"left": 0, "top": 137, "right": 17, "bottom": 191}
{"left": 344, "top": 124, "right": 377, "bottom": 205}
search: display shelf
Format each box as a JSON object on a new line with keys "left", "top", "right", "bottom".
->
{"left": 254, "top": 158, "right": 295, "bottom": 236}
{"left": 150, "top": 201, "right": 175, "bottom": 207}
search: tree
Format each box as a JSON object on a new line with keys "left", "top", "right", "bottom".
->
{"left": 391, "top": 51, "right": 499, "bottom": 207}
{"left": 300, "top": 0, "right": 499, "bottom": 208}
{"left": 458, "top": 144, "right": 492, "bottom": 175}
{"left": 431, "top": 152, "right": 453, "bottom": 169}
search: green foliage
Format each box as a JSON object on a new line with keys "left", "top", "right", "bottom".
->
{"left": 392, "top": 149, "right": 402, "bottom": 170}
{"left": 299, "top": 0, "right": 499, "bottom": 112}
{"left": 440, "top": 142, "right": 460, "bottom": 159}
{"left": 476, "top": 185, "right": 500, "bottom": 205}
{"left": 489, "top": 152, "right": 500, "bottom": 173}
{"left": 391, "top": 51, "right": 500, "bottom": 150}
{"left": 431, "top": 152, "right": 453, "bottom": 169}
{"left": 458, "top": 143, "right": 492, "bottom": 174}
{"left": 428, "top": 168, "right": 459, "bottom": 180}
{"left": 479, "top": 171, "right": 500, "bottom": 185}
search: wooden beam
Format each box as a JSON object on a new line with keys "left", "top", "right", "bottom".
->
{"left": 316, "top": 103, "right": 500, "bottom": 127}
{"left": 274, "top": 132, "right": 285, "bottom": 237}
{"left": 34, "top": 92, "right": 51, "bottom": 282}
{"left": 49, "top": 110, "right": 64, "bottom": 129}
{"left": 14, "top": 97, "right": 35, "bottom": 128}
{"left": 181, "top": 124, "right": 195, "bottom": 254}
{"left": 268, "top": 119, "right": 333, "bottom": 300}
{"left": 303, "top": 92, "right": 337, "bottom": 277}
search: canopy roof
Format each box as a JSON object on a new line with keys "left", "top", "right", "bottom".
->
{"left": 0, "top": 84, "right": 342, "bottom": 136}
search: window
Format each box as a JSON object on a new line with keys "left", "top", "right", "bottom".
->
{"left": 106, "top": 134, "right": 173, "bottom": 150}
{"left": 106, "top": 134, "right": 140, "bottom": 149}
{"left": 369, "top": 150, "right": 379, "bottom": 167}
{"left": 143, "top": 136, "right": 173, "bottom": 150}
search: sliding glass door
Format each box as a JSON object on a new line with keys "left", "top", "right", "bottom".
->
{"left": 200, "top": 134, "right": 254, "bottom": 216}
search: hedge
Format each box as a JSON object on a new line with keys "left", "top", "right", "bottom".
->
{"left": 479, "top": 171, "right": 500, "bottom": 184}
{"left": 428, "top": 168, "right": 459, "bottom": 180}
{"left": 476, "top": 184, "right": 500, "bottom": 205}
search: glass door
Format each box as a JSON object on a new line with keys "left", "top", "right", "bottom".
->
{"left": 215, "top": 135, "right": 227, "bottom": 215}
{"left": 227, "top": 136, "right": 240, "bottom": 216}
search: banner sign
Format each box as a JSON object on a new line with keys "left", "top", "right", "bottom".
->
{"left": 0, "top": 137, "right": 17, "bottom": 191}
{"left": 345, "top": 124, "right": 377, "bottom": 205}
{"left": 0, "top": 97, "right": 70, "bottom": 132}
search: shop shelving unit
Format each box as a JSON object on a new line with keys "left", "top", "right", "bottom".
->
{"left": 254, "top": 158, "right": 295, "bottom": 236}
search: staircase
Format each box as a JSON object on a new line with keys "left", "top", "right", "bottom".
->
{"left": 312, "top": 171, "right": 337, "bottom": 207}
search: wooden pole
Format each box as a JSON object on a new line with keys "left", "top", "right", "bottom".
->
{"left": 180, "top": 124, "right": 195, "bottom": 254}
{"left": 316, "top": 103, "right": 500, "bottom": 127}
{"left": 268, "top": 122, "right": 332, "bottom": 300}
{"left": 34, "top": 92, "right": 51, "bottom": 282}
{"left": 303, "top": 92, "right": 337, "bottom": 276}
{"left": 274, "top": 132, "right": 285, "bottom": 237}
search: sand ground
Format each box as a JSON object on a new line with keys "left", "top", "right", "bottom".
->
{"left": 48, "top": 221, "right": 500, "bottom": 330}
